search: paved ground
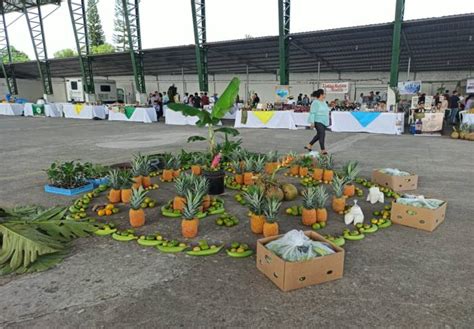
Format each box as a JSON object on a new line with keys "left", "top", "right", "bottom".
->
{"left": 0, "top": 116, "right": 473, "bottom": 328}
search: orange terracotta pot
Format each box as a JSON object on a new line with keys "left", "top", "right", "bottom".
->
{"left": 263, "top": 222, "right": 279, "bottom": 237}
{"left": 343, "top": 184, "right": 355, "bottom": 197}
{"left": 299, "top": 167, "right": 309, "bottom": 177}
{"left": 243, "top": 172, "right": 254, "bottom": 186}
{"left": 301, "top": 208, "right": 317, "bottom": 226}
{"left": 332, "top": 197, "right": 346, "bottom": 213}
{"left": 162, "top": 169, "right": 174, "bottom": 182}
{"left": 173, "top": 195, "right": 186, "bottom": 211}
{"left": 181, "top": 218, "right": 199, "bottom": 238}
{"left": 312, "top": 168, "right": 324, "bottom": 181}
{"left": 142, "top": 176, "right": 151, "bottom": 188}
{"left": 129, "top": 209, "right": 145, "bottom": 228}
{"left": 191, "top": 165, "right": 201, "bottom": 176}
{"left": 235, "top": 174, "right": 243, "bottom": 185}
{"left": 121, "top": 189, "right": 132, "bottom": 203}
{"left": 289, "top": 165, "right": 300, "bottom": 176}
{"left": 108, "top": 189, "right": 121, "bottom": 203}
{"left": 250, "top": 214, "right": 265, "bottom": 234}
{"left": 323, "top": 170, "right": 334, "bottom": 182}
{"left": 316, "top": 208, "right": 328, "bottom": 222}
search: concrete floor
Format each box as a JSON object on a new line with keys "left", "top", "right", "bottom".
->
{"left": 0, "top": 116, "right": 473, "bottom": 328}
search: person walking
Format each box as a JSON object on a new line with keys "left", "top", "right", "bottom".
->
{"left": 449, "top": 91, "right": 460, "bottom": 125}
{"left": 305, "top": 89, "right": 330, "bottom": 154}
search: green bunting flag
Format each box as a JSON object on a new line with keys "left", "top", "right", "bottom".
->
{"left": 32, "top": 104, "right": 45, "bottom": 116}
{"left": 124, "top": 106, "right": 136, "bottom": 119}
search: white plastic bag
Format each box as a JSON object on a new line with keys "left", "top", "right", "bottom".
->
{"left": 266, "top": 230, "right": 335, "bottom": 262}
{"left": 396, "top": 195, "right": 444, "bottom": 209}
{"left": 379, "top": 168, "right": 410, "bottom": 176}
{"left": 367, "top": 186, "right": 384, "bottom": 204}
{"left": 344, "top": 200, "right": 364, "bottom": 225}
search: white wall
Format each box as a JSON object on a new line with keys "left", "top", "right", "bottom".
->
{"left": 10, "top": 70, "right": 473, "bottom": 103}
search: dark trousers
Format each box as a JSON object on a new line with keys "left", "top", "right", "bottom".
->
{"left": 309, "top": 122, "right": 326, "bottom": 150}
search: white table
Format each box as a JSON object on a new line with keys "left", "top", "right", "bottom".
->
{"left": 108, "top": 107, "right": 157, "bottom": 123}
{"left": 331, "top": 112, "right": 404, "bottom": 135}
{"left": 62, "top": 104, "right": 107, "bottom": 119}
{"left": 292, "top": 112, "right": 310, "bottom": 127}
{"left": 165, "top": 107, "right": 199, "bottom": 125}
{"left": 24, "top": 103, "right": 62, "bottom": 117}
{"left": 234, "top": 110, "right": 297, "bottom": 130}
{"left": 0, "top": 103, "right": 24, "bottom": 116}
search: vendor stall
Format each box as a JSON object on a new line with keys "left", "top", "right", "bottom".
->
{"left": 234, "top": 110, "right": 297, "bottom": 130}
{"left": 420, "top": 112, "right": 444, "bottom": 132}
{"left": 24, "top": 103, "right": 62, "bottom": 117}
{"left": 0, "top": 103, "right": 24, "bottom": 116}
{"left": 291, "top": 112, "right": 310, "bottom": 127}
{"left": 62, "top": 104, "right": 107, "bottom": 120}
{"left": 331, "top": 112, "right": 404, "bottom": 135}
{"left": 108, "top": 106, "right": 157, "bottom": 123}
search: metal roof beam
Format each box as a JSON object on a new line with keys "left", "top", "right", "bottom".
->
{"left": 208, "top": 48, "right": 275, "bottom": 74}
{"left": 290, "top": 39, "right": 340, "bottom": 74}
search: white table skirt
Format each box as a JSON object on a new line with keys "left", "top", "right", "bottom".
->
{"left": 292, "top": 112, "right": 310, "bottom": 126}
{"left": 63, "top": 104, "right": 107, "bottom": 119}
{"left": 108, "top": 107, "right": 157, "bottom": 123}
{"left": 460, "top": 112, "right": 474, "bottom": 125}
{"left": 24, "top": 103, "right": 62, "bottom": 117}
{"left": 0, "top": 103, "right": 24, "bottom": 116}
{"left": 421, "top": 113, "right": 444, "bottom": 132}
{"left": 234, "top": 110, "right": 297, "bottom": 130}
{"left": 331, "top": 112, "right": 404, "bottom": 135}
{"left": 165, "top": 108, "right": 199, "bottom": 125}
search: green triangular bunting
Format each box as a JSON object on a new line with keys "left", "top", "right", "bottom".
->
{"left": 124, "top": 106, "right": 136, "bottom": 119}
{"left": 32, "top": 104, "right": 45, "bottom": 116}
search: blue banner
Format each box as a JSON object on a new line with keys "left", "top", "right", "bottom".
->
{"left": 351, "top": 112, "right": 381, "bottom": 127}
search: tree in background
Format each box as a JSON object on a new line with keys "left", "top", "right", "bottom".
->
{"left": 53, "top": 48, "right": 77, "bottom": 59}
{"left": 91, "top": 43, "right": 115, "bottom": 54}
{"left": 87, "top": 0, "right": 105, "bottom": 47}
{"left": 1, "top": 46, "right": 30, "bottom": 63}
{"left": 113, "top": 0, "right": 129, "bottom": 52}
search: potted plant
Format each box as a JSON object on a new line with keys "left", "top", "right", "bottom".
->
{"left": 45, "top": 161, "right": 93, "bottom": 196}
{"left": 301, "top": 187, "right": 317, "bottom": 226}
{"left": 194, "top": 175, "right": 211, "bottom": 211}
{"left": 322, "top": 154, "right": 335, "bottom": 183}
{"left": 108, "top": 169, "right": 122, "bottom": 203}
{"left": 120, "top": 170, "right": 134, "bottom": 203}
{"left": 129, "top": 186, "right": 148, "bottom": 228}
{"left": 312, "top": 160, "right": 324, "bottom": 181}
{"left": 243, "top": 157, "right": 255, "bottom": 186}
{"left": 83, "top": 162, "right": 109, "bottom": 187}
{"left": 130, "top": 154, "right": 143, "bottom": 189}
{"left": 167, "top": 77, "right": 241, "bottom": 195}
{"left": 315, "top": 185, "right": 329, "bottom": 223}
{"left": 140, "top": 154, "right": 153, "bottom": 188}
{"left": 299, "top": 155, "right": 313, "bottom": 177}
{"left": 243, "top": 185, "right": 266, "bottom": 234}
{"left": 342, "top": 161, "right": 360, "bottom": 197}
{"left": 263, "top": 197, "right": 281, "bottom": 237}
{"left": 173, "top": 174, "right": 193, "bottom": 212}
{"left": 231, "top": 159, "right": 244, "bottom": 185}
{"left": 181, "top": 189, "right": 205, "bottom": 238}
{"left": 331, "top": 175, "right": 347, "bottom": 213}
{"left": 172, "top": 156, "right": 181, "bottom": 178}
{"left": 265, "top": 151, "right": 279, "bottom": 175}
{"left": 161, "top": 154, "right": 174, "bottom": 182}
{"left": 190, "top": 153, "right": 203, "bottom": 176}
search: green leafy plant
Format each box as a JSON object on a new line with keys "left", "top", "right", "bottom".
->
{"left": 175, "top": 173, "right": 194, "bottom": 196}
{"left": 83, "top": 162, "right": 109, "bottom": 179}
{"left": 243, "top": 185, "right": 265, "bottom": 215}
{"left": 342, "top": 161, "right": 360, "bottom": 185}
{"left": 331, "top": 175, "right": 346, "bottom": 198}
{"left": 263, "top": 197, "right": 281, "bottom": 223}
{"left": 0, "top": 206, "right": 96, "bottom": 275}
{"left": 130, "top": 186, "right": 148, "bottom": 210}
{"left": 182, "top": 190, "right": 205, "bottom": 220}
{"left": 314, "top": 185, "right": 329, "bottom": 208}
{"left": 167, "top": 78, "right": 241, "bottom": 156}
{"left": 119, "top": 170, "right": 134, "bottom": 189}
{"left": 46, "top": 161, "right": 87, "bottom": 189}
{"left": 299, "top": 155, "right": 314, "bottom": 168}
{"left": 302, "top": 187, "right": 317, "bottom": 209}
{"left": 253, "top": 155, "right": 266, "bottom": 173}
{"left": 108, "top": 169, "right": 121, "bottom": 190}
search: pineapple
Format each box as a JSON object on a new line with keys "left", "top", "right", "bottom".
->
{"left": 253, "top": 155, "right": 266, "bottom": 173}
{"left": 193, "top": 176, "right": 210, "bottom": 195}
{"left": 108, "top": 169, "right": 121, "bottom": 190}
{"left": 243, "top": 185, "right": 265, "bottom": 215}
{"left": 331, "top": 175, "right": 347, "bottom": 213}
{"left": 130, "top": 154, "right": 143, "bottom": 178}
{"left": 342, "top": 161, "right": 360, "bottom": 184}
{"left": 120, "top": 170, "right": 134, "bottom": 189}
{"left": 162, "top": 154, "right": 174, "bottom": 170}
{"left": 302, "top": 187, "right": 317, "bottom": 210}
{"left": 231, "top": 159, "right": 243, "bottom": 174}
{"left": 129, "top": 186, "right": 148, "bottom": 227}
{"left": 315, "top": 185, "right": 329, "bottom": 222}
{"left": 181, "top": 189, "right": 205, "bottom": 238}
{"left": 140, "top": 154, "right": 152, "bottom": 177}
{"left": 173, "top": 173, "right": 193, "bottom": 211}
{"left": 266, "top": 151, "right": 278, "bottom": 163}
{"left": 243, "top": 157, "right": 254, "bottom": 173}
{"left": 263, "top": 197, "right": 281, "bottom": 237}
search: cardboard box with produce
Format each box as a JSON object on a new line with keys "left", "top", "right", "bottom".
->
{"left": 256, "top": 230, "right": 344, "bottom": 292}
{"left": 372, "top": 168, "right": 418, "bottom": 192}
{"left": 391, "top": 195, "right": 447, "bottom": 232}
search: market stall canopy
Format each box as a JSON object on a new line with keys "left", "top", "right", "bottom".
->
{"left": 5, "top": 13, "right": 474, "bottom": 79}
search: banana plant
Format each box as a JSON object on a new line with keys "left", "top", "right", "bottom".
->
{"left": 167, "top": 77, "right": 241, "bottom": 155}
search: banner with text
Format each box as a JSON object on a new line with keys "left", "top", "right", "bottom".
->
{"left": 322, "top": 82, "right": 349, "bottom": 93}
{"left": 466, "top": 79, "right": 474, "bottom": 93}
{"left": 398, "top": 81, "right": 422, "bottom": 95}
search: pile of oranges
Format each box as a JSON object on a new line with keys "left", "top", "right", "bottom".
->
{"left": 97, "top": 204, "right": 119, "bottom": 217}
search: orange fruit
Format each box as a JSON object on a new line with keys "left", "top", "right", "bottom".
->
{"left": 105, "top": 204, "right": 114, "bottom": 210}
{"left": 97, "top": 209, "right": 105, "bottom": 216}
{"left": 105, "top": 209, "right": 112, "bottom": 216}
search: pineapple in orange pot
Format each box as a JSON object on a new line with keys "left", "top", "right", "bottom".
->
{"left": 322, "top": 154, "right": 335, "bottom": 183}
{"left": 190, "top": 153, "right": 203, "bottom": 176}
{"left": 242, "top": 185, "right": 266, "bottom": 234}
{"left": 161, "top": 155, "right": 175, "bottom": 182}
{"left": 315, "top": 185, "right": 329, "bottom": 222}
{"left": 120, "top": 170, "right": 134, "bottom": 203}
{"left": 129, "top": 186, "right": 148, "bottom": 228}
{"left": 181, "top": 189, "right": 205, "bottom": 238}
{"left": 172, "top": 157, "right": 182, "bottom": 178}
{"left": 107, "top": 169, "right": 122, "bottom": 203}
{"left": 173, "top": 174, "right": 193, "bottom": 212}
{"left": 298, "top": 155, "right": 313, "bottom": 177}
{"left": 231, "top": 159, "right": 244, "bottom": 185}
{"left": 262, "top": 197, "right": 282, "bottom": 237}
{"left": 342, "top": 160, "right": 360, "bottom": 197}
{"left": 301, "top": 187, "right": 317, "bottom": 226}
{"left": 140, "top": 154, "right": 153, "bottom": 188}
{"left": 289, "top": 155, "right": 300, "bottom": 176}
{"left": 331, "top": 175, "right": 347, "bottom": 214}
{"left": 131, "top": 154, "right": 143, "bottom": 189}
{"left": 264, "top": 151, "right": 279, "bottom": 175}
{"left": 243, "top": 157, "right": 255, "bottom": 186}
{"left": 194, "top": 175, "right": 211, "bottom": 211}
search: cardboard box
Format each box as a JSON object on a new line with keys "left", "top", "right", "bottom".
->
{"left": 372, "top": 170, "right": 418, "bottom": 192}
{"left": 391, "top": 200, "right": 447, "bottom": 232}
{"left": 256, "top": 231, "right": 344, "bottom": 292}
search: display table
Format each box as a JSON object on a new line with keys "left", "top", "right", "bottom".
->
{"left": 0, "top": 103, "right": 24, "bottom": 116}
{"left": 24, "top": 103, "right": 62, "bottom": 117}
{"left": 460, "top": 111, "right": 474, "bottom": 125}
{"left": 234, "top": 110, "right": 297, "bottom": 130}
{"left": 331, "top": 112, "right": 404, "bottom": 135}
{"left": 62, "top": 104, "right": 107, "bottom": 119}
{"left": 108, "top": 106, "right": 157, "bottom": 123}
{"left": 291, "top": 112, "right": 310, "bottom": 127}
{"left": 421, "top": 113, "right": 444, "bottom": 132}
{"left": 165, "top": 107, "right": 199, "bottom": 125}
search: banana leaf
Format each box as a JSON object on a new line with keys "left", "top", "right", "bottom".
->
{"left": 214, "top": 127, "right": 240, "bottom": 137}
{"left": 211, "top": 77, "right": 240, "bottom": 120}
{"left": 188, "top": 136, "right": 207, "bottom": 143}
{"left": 166, "top": 103, "right": 203, "bottom": 117}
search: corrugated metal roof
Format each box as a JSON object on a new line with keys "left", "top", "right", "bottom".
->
{"left": 6, "top": 13, "right": 474, "bottom": 79}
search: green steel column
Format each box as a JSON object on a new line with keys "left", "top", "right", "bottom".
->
{"left": 121, "top": 0, "right": 146, "bottom": 102}
{"left": 191, "top": 0, "right": 208, "bottom": 92}
{"left": 389, "top": 0, "right": 405, "bottom": 88}
{"left": 67, "top": 0, "right": 95, "bottom": 101}
{"left": 278, "top": 0, "right": 290, "bottom": 86}
{"left": 0, "top": 10, "right": 18, "bottom": 96}
{"left": 22, "top": 0, "right": 54, "bottom": 96}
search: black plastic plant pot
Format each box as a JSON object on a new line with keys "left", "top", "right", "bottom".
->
{"left": 203, "top": 169, "right": 225, "bottom": 195}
